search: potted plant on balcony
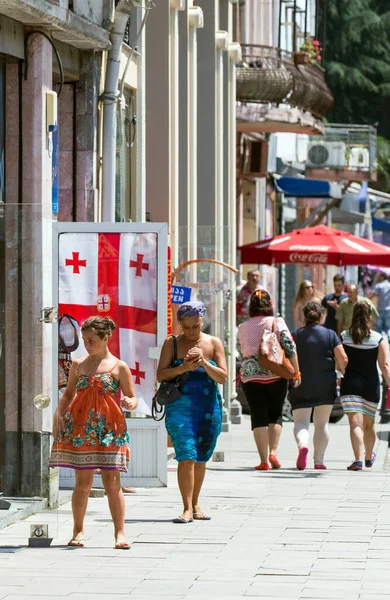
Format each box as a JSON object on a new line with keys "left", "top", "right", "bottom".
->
{"left": 294, "top": 37, "right": 322, "bottom": 66}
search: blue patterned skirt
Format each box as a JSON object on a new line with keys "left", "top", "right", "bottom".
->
{"left": 166, "top": 361, "right": 222, "bottom": 463}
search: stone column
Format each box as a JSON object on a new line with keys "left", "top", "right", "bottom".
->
{"left": 145, "top": 1, "right": 170, "bottom": 226}
{"left": 3, "top": 63, "right": 20, "bottom": 495}
{"left": 75, "top": 51, "right": 101, "bottom": 222}
{"left": 4, "top": 34, "right": 56, "bottom": 502}
{"left": 196, "top": 0, "right": 217, "bottom": 234}
{"left": 179, "top": 3, "right": 204, "bottom": 272}
{"left": 221, "top": 0, "right": 242, "bottom": 425}
{"left": 196, "top": 0, "right": 231, "bottom": 431}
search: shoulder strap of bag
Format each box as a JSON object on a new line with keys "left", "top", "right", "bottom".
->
{"left": 172, "top": 335, "right": 178, "bottom": 362}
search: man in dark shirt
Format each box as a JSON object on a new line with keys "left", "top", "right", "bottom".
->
{"left": 321, "top": 273, "right": 347, "bottom": 332}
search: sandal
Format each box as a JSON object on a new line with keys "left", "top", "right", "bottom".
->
{"left": 193, "top": 512, "right": 211, "bottom": 521}
{"left": 269, "top": 454, "right": 281, "bottom": 469}
{"left": 115, "top": 541, "right": 131, "bottom": 550}
{"left": 172, "top": 516, "right": 193, "bottom": 524}
{"left": 347, "top": 460, "right": 363, "bottom": 471}
{"left": 254, "top": 462, "right": 269, "bottom": 471}
{"left": 67, "top": 538, "right": 84, "bottom": 547}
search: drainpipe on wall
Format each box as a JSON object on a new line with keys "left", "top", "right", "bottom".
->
{"left": 101, "top": 1, "right": 135, "bottom": 222}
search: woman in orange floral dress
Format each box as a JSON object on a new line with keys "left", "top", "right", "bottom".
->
{"left": 50, "top": 316, "right": 137, "bottom": 549}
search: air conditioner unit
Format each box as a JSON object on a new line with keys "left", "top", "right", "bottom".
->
{"left": 348, "top": 147, "right": 370, "bottom": 169}
{"left": 306, "top": 141, "right": 346, "bottom": 169}
{"left": 242, "top": 140, "right": 268, "bottom": 177}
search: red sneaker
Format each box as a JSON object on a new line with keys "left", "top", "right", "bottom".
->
{"left": 254, "top": 462, "right": 269, "bottom": 471}
{"left": 269, "top": 454, "right": 281, "bottom": 469}
{"left": 314, "top": 464, "right": 326, "bottom": 470}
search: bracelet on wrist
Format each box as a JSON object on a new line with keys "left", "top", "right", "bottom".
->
{"left": 292, "top": 371, "right": 301, "bottom": 380}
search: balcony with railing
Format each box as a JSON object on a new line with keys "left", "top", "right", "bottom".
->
{"left": 236, "top": 44, "right": 334, "bottom": 132}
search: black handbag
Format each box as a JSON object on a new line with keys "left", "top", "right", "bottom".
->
{"left": 152, "top": 336, "right": 188, "bottom": 421}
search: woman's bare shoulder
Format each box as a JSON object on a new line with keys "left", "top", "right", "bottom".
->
{"left": 117, "top": 359, "right": 131, "bottom": 370}
{"left": 207, "top": 334, "right": 224, "bottom": 348}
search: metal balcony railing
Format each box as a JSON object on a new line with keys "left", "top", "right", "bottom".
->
{"left": 237, "top": 44, "right": 334, "bottom": 119}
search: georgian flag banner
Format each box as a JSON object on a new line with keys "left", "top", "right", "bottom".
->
{"left": 58, "top": 232, "right": 157, "bottom": 415}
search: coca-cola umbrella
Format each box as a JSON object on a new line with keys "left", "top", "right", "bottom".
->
{"left": 239, "top": 225, "right": 390, "bottom": 267}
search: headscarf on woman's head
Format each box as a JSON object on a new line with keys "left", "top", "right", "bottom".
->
{"left": 177, "top": 301, "right": 206, "bottom": 320}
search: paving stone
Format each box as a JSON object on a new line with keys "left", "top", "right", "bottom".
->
{"left": 0, "top": 419, "right": 390, "bottom": 598}
{"left": 245, "top": 582, "right": 304, "bottom": 597}
{"left": 186, "top": 582, "right": 250, "bottom": 596}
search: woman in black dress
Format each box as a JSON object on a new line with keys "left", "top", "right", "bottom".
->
{"left": 340, "top": 301, "right": 390, "bottom": 471}
{"left": 289, "top": 302, "right": 348, "bottom": 471}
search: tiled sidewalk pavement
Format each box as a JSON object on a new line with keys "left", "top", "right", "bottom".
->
{"left": 0, "top": 416, "right": 390, "bottom": 599}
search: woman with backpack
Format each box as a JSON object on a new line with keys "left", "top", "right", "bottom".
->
{"left": 238, "top": 290, "right": 301, "bottom": 470}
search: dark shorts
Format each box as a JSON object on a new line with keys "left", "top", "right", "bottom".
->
{"left": 241, "top": 379, "right": 287, "bottom": 429}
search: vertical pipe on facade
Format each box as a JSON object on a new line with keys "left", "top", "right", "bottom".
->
{"left": 169, "top": 1, "right": 185, "bottom": 268}
{"left": 102, "top": 10, "right": 131, "bottom": 222}
{"left": 188, "top": 6, "right": 203, "bottom": 287}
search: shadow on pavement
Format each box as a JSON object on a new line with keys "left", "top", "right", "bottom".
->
{"left": 377, "top": 430, "right": 390, "bottom": 444}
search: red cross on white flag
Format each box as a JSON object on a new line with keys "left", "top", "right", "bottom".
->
{"left": 59, "top": 232, "right": 157, "bottom": 414}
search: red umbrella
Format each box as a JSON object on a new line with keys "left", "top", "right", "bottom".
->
{"left": 239, "top": 225, "right": 390, "bottom": 267}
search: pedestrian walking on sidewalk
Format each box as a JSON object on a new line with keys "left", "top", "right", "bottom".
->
{"left": 293, "top": 280, "right": 322, "bottom": 329}
{"left": 321, "top": 273, "right": 347, "bottom": 332}
{"left": 340, "top": 301, "right": 390, "bottom": 471}
{"left": 238, "top": 290, "right": 301, "bottom": 471}
{"left": 289, "top": 302, "right": 348, "bottom": 471}
{"left": 50, "top": 316, "right": 138, "bottom": 549}
{"left": 368, "top": 271, "right": 390, "bottom": 338}
{"left": 157, "top": 301, "right": 227, "bottom": 524}
{"left": 336, "top": 284, "right": 378, "bottom": 335}
{"left": 236, "top": 269, "right": 265, "bottom": 326}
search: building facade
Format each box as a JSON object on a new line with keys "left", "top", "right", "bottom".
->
{"left": 235, "top": 0, "right": 334, "bottom": 321}
{"left": 0, "top": 0, "right": 241, "bottom": 500}
{"left": 0, "top": 0, "right": 141, "bottom": 499}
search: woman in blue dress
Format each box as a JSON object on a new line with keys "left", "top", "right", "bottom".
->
{"left": 157, "top": 301, "right": 227, "bottom": 524}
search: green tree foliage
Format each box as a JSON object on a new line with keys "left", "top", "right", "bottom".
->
{"left": 372, "top": 137, "right": 390, "bottom": 194}
{"left": 321, "top": 0, "right": 390, "bottom": 128}
{"left": 320, "top": 0, "right": 390, "bottom": 191}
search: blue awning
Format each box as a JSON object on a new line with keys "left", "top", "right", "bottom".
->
{"left": 372, "top": 217, "right": 390, "bottom": 233}
{"left": 275, "top": 176, "right": 339, "bottom": 199}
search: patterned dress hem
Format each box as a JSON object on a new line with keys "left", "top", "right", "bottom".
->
{"left": 49, "top": 463, "right": 128, "bottom": 472}
{"left": 340, "top": 395, "right": 377, "bottom": 418}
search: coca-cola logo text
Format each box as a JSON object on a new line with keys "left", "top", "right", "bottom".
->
{"left": 289, "top": 253, "right": 328, "bottom": 264}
